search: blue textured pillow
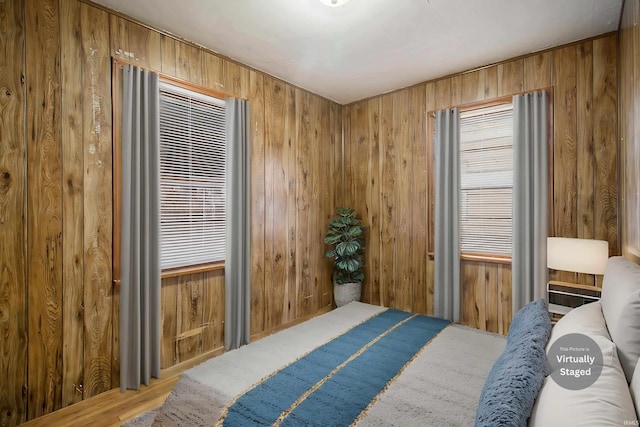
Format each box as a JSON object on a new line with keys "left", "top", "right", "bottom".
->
{"left": 475, "top": 298, "right": 552, "bottom": 427}
{"left": 506, "top": 298, "right": 550, "bottom": 346}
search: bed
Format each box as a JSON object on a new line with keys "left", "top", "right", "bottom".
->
{"left": 130, "top": 256, "right": 640, "bottom": 426}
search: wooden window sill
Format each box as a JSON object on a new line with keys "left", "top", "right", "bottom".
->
{"left": 427, "top": 252, "right": 512, "bottom": 265}
{"left": 113, "top": 262, "right": 224, "bottom": 286}
{"left": 162, "top": 261, "right": 225, "bottom": 279}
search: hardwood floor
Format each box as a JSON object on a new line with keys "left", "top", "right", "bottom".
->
{"left": 21, "top": 375, "right": 179, "bottom": 427}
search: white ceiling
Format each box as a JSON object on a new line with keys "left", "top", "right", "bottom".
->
{"left": 93, "top": 0, "right": 622, "bottom": 104}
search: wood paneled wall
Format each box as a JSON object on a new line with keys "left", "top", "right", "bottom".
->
{"left": 619, "top": 0, "right": 640, "bottom": 264}
{"left": 0, "top": 0, "right": 628, "bottom": 423}
{"left": 343, "top": 34, "right": 619, "bottom": 333}
{"left": 0, "top": 0, "right": 340, "bottom": 423}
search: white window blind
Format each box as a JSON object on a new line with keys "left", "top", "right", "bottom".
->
{"left": 159, "top": 82, "right": 226, "bottom": 269}
{"left": 459, "top": 103, "right": 513, "bottom": 256}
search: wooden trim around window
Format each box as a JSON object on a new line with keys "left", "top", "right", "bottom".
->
{"left": 460, "top": 253, "right": 512, "bottom": 265}
{"left": 112, "top": 58, "right": 231, "bottom": 286}
{"left": 426, "top": 88, "right": 554, "bottom": 261}
{"left": 427, "top": 252, "right": 512, "bottom": 265}
{"left": 161, "top": 261, "right": 225, "bottom": 279}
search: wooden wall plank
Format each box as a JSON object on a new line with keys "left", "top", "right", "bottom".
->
{"left": 26, "top": 0, "right": 63, "bottom": 418}
{"left": 127, "top": 22, "right": 161, "bottom": 71}
{"left": 461, "top": 261, "right": 483, "bottom": 330}
{"left": 108, "top": 15, "right": 129, "bottom": 62}
{"left": 483, "top": 65, "right": 498, "bottom": 100}
{"left": 202, "top": 270, "right": 225, "bottom": 352}
{"left": 618, "top": 0, "right": 632, "bottom": 261}
{"left": 318, "top": 100, "right": 336, "bottom": 309}
{"left": 308, "top": 95, "right": 324, "bottom": 313}
{"left": 80, "top": 3, "right": 113, "bottom": 398}
{"left": 497, "top": 264, "right": 512, "bottom": 335}
{"left": 394, "top": 89, "right": 412, "bottom": 311}
{"left": 576, "top": 41, "right": 595, "bottom": 285}
{"left": 450, "top": 75, "right": 462, "bottom": 106}
{"left": 366, "top": 98, "right": 381, "bottom": 306}
{"left": 576, "top": 41, "right": 595, "bottom": 240}
{"left": 342, "top": 102, "right": 353, "bottom": 210}
{"left": 593, "top": 35, "right": 618, "bottom": 255}
{"left": 175, "top": 42, "right": 202, "bottom": 85}
{"left": 461, "top": 70, "right": 484, "bottom": 104}
{"left": 284, "top": 84, "right": 297, "bottom": 322}
{"left": 552, "top": 45, "right": 578, "bottom": 240}
{"left": 348, "top": 101, "right": 370, "bottom": 303}
{"left": 379, "top": 94, "right": 396, "bottom": 308}
{"left": 0, "top": 0, "right": 27, "bottom": 423}
{"left": 263, "top": 77, "right": 286, "bottom": 330}
{"left": 619, "top": 0, "right": 640, "bottom": 262}
{"left": 295, "top": 89, "right": 310, "bottom": 316}
{"left": 175, "top": 274, "right": 203, "bottom": 362}
{"left": 249, "top": 70, "right": 266, "bottom": 335}
{"left": 434, "top": 78, "right": 451, "bottom": 111}
{"left": 224, "top": 61, "right": 250, "bottom": 99}
{"left": 524, "top": 52, "right": 553, "bottom": 92}
{"left": 202, "top": 52, "right": 225, "bottom": 93}
{"left": 159, "top": 35, "right": 176, "bottom": 76}
{"left": 485, "top": 264, "right": 499, "bottom": 333}
{"left": 60, "top": 0, "right": 85, "bottom": 407}
{"left": 160, "top": 277, "right": 177, "bottom": 369}
{"left": 497, "top": 59, "right": 524, "bottom": 96}
{"left": 409, "top": 85, "right": 427, "bottom": 314}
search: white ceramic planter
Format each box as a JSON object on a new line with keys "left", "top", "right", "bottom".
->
{"left": 334, "top": 282, "right": 362, "bottom": 307}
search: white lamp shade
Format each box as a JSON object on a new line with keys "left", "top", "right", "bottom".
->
{"left": 547, "top": 237, "right": 609, "bottom": 275}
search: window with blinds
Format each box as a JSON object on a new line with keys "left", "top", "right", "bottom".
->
{"left": 159, "top": 82, "right": 226, "bottom": 269}
{"left": 459, "top": 102, "right": 514, "bottom": 256}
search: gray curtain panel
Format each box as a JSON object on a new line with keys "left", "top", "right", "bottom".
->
{"left": 225, "top": 99, "right": 251, "bottom": 350}
{"left": 120, "top": 65, "right": 161, "bottom": 391}
{"left": 512, "top": 91, "right": 549, "bottom": 313}
{"left": 434, "top": 109, "right": 461, "bottom": 322}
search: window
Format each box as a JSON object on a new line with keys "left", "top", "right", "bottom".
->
{"left": 459, "top": 102, "right": 513, "bottom": 257}
{"left": 159, "top": 82, "right": 226, "bottom": 269}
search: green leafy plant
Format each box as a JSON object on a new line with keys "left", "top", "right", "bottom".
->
{"left": 324, "top": 207, "right": 365, "bottom": 285}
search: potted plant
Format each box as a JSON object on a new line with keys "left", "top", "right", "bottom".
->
{"left": 324, "top": 207, "right": 365, "bottom": 307}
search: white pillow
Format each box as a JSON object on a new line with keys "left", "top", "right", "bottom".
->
{"left": 546, "top": 301, "right": 611, "bottom": 350}
{"left": 530, "top": 334, "right": 638, "bottom": 426}
{"left": 600, "top": 256, "right": 640, "bottom": 383}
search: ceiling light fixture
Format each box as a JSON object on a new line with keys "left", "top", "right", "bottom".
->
{"left": 319, "top": 0, "right": 351, "bottom": 7}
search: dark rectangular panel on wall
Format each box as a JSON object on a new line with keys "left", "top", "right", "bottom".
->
{"left": 0, "top": 0, "right": 27, "bottom": 424}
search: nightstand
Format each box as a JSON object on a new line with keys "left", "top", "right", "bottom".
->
{"left": 547, "top": 280, "right": 602, "bottom": 322}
